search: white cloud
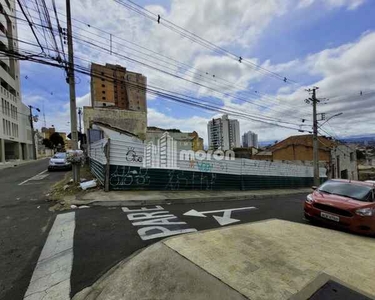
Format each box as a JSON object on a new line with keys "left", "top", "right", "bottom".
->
{"left": 298, "top": 0, "right": 367, "bottom": 9}
{"left": 16, "top": 0, "right": 373, "bottom": 144}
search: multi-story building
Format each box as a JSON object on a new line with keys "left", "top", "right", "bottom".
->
{"left": 90, "top": 63, "right": 147, "bottom": 112}
{"left": 242, "top": 131, "right": 258, "bottom": 148}
{"left": 146, "top": 127, "right": 204, "bottom": 152}
{"left": 207, "top": 114, "right": 240, "bottom": 150}
{"left": 41, "top": 126, "right": 55, "bottom": 139}
{"left": 144, "top": 132, "right": 177, "bottom": 169}
{"left": 0, "top": 0, "right": 33, "bottom": 163}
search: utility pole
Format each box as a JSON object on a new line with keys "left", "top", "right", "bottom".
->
{"left": 78, "top": 107, "right": 82, "bottom": 133}
{"left": 28, "top": 105, "right": 37, "bottom": 160}
{"left": 66, "top": 0, "right": 80, "bottom": 183}
{"left": 306, "top": 87, "right": 320, "bottom": 186}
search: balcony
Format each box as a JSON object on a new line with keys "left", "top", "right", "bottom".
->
{"left": 0, "top": 86, "right": 17, "bottom": 103}
{"left": 0, "top": 56, "right": 9, "bottom": 68}
{"left": 0, "top": 32, "right": 8, "bottom": 48}
{"left": 0, "top": 14, "right": 6, "bottom": 32}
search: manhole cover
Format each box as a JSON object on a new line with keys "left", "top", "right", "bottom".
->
{"left": 309, "top": 280, "right": 372, "bottom": 300}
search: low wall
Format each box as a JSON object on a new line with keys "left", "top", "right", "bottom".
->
{"left": 89, "top": 138, "right": 326, "bottom": 191}
{"left": 107, "top": 165, "right": 316, "bottom": 191}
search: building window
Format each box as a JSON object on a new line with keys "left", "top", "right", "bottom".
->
{"left": 102, "top": 90, "right": 105, "bottom": 94}
{"left": 350, "top": 152, "right": 354, "bottom": 162}
{"left": 102, "top": 97, "right": 106, "bottom": 100}
{"left": 101, "top": 84, "right": 105, "bottom": 87}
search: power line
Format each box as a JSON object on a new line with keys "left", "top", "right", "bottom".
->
{"left": 16, "top": 0, "right": 45, "bottom": 52}
{"left": 16, "top": 3, "right": 312, "bottom": 117}
{"left": 114, "top": 0, "right": 299, "bottom": 85}
{"left": 1, "top": 46, "right": 314, "bottom": 133}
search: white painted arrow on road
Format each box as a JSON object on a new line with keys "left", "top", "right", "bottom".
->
{"left": 183, "top": 207, "right": 257, "bottom": 226}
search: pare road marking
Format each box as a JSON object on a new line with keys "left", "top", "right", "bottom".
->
{"left": 122, "top": 206, "right": 197, "bottom": 241}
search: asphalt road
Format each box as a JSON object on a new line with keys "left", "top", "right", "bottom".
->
{"left": 0, "top": 159, "right": 67, "bottom": 300}
{"left": 0, "top": 163, "right": 312, "bottom": 300}
{"left": 69, "top": 194, "right": 309, "bottom": 297}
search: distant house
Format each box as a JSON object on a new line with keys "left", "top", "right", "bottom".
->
{"left": 253, "top": 134, "right": 358, "bottom": 180}
{"left": 146, "top": 126, "right": 203, "bottom": 152}
{"left": 233, "top": 147, "right": 258, "bottom": 159}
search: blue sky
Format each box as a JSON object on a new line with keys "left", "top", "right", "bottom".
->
{"left": 18, "top": 0, "right": 375, "bottom": 143}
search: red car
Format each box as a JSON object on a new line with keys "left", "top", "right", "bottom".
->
{"left": 304, "top": 179, "right": 375, "bottom": 235}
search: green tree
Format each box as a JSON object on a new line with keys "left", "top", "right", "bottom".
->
{"left": 42, "top": 138, "right": 54, "bottom": 149}
{"left": 49, "top": 132, "right": 65, "bottom": 147}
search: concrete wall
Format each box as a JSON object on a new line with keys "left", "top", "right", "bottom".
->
{"left": 331, "top": 144, "right": 358, "bottom": 180}
{"left": 84, "top": 107, "right": 147, "bottom": 140}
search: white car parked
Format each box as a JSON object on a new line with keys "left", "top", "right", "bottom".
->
{"left": 48, "top": 152, "right": 72, "bottom": 171}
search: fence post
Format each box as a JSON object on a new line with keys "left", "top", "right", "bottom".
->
{"left": 104, "top": 138, "right": 111, "bottom": 192}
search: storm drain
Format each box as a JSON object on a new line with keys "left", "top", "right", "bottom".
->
{"left": 308, "top": 280, "right": 372, "bottom": 300}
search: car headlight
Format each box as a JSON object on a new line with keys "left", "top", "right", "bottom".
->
{"left": 306, "top": 194, "right": 314, "bottom": 204}
{"left": 49, "top": 161, "right": 55, "bottom": 165}
{"left": 355, "top": 208, "right": 374, "bottom": 217}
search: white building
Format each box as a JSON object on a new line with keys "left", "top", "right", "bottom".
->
{"left": 207, "top": 114, "right": 240, "bottom": 150}
{"left": 242, "top": 131, "right": 259, "bottom": 148}
{"left": 144, "top": 132, "right": 177, "bottom": 169}
{"left": 0, "top": 0, "right": 33, "bottom": 163}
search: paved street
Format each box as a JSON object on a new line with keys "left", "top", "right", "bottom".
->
{"left": 0, "top": 159, "right": 67, "bottom": 300}
{"left": 70, "top": 195, "right": 309, "bottom": 296}
{"left": 0, "top": 165, "right": 313, "bottom": 300}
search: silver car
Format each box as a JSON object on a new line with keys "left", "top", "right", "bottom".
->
{"left": 48, "top": 152, "right": 72, "bottom": 171}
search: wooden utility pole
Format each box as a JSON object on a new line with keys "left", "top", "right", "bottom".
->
{"left": 66, "top": 0, "right": 80, "bottom": 183}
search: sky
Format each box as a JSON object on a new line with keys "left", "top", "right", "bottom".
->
{"left": 17, "top": 0, "right": 375, "bottom": 145}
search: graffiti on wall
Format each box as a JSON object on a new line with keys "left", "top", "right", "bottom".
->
{"left": 165, "top": 169, "right": 216, "bottom": 190}
{"left": 125, "top": 147, "right": 143, "bottom": 163}
{"left": 110, "top": 165, "right": 150, "bottom": 187}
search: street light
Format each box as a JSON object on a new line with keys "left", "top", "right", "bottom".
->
{"left": 320, "top": 112, "right": 343, "bottom": 127}
{"left": 29, "top": 105, "right": 40, "bottom": 160}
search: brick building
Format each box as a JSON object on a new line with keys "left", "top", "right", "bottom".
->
{"left": 90, "top": 63, "right": 147, "bottom": 112}
{"left": 254, "top": 135, "right": 358, "bottom": 180}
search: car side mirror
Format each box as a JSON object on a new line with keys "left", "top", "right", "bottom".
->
{"left": 312, "top": 186, "right": 317, "bottom": 191}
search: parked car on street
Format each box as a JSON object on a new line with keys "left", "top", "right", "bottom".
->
{"left": 304, "top": 179, "right": 375, "bottom": 235}
{"left": 48, "top": 152, "right": 72, "bottom": 171}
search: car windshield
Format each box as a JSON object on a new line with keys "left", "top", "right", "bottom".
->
{"left": 53, "top": 153, "right": 66, "bottom": 159}
{"left": 318, "top": 181, "right": 373, "bottom": 201}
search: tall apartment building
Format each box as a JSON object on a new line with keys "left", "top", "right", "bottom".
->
{"left": 90, "top": 63, "right": 147, "bottom": 112}
{"left": 242, "top": 131, "right": 259, "bottom": 148}
{"left": 0, "top": 0, "right": 33, "bottom": 163}
{"left": 207, "top": 114, "right": 240, "bottom": 150}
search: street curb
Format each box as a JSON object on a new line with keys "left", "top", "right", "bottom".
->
{"left": 71, "top": 190, "right": 309, "bottom": 207}
{"left": 0, "top": 157, "right": 49, "bottom": 171}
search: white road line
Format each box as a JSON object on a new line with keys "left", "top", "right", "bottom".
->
{"left": 18, "top": 169, "right": 48, "bottom": 186}
{"left": 24, "top": 212, "right": 75, "bottom": 300}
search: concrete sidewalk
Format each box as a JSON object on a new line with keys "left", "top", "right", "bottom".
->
{"left": 72, "top": 219, "right": 375, "bottom": 300}
{"left": 71, "top": 188, "right": 312, "bottom": 207}
{"left": 0, "top": 157, "right": 48, "bottom": 170}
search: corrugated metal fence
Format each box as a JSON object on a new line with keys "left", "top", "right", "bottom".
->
{"left": 89, "top": 138, "right": 326, "bottom": 191}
